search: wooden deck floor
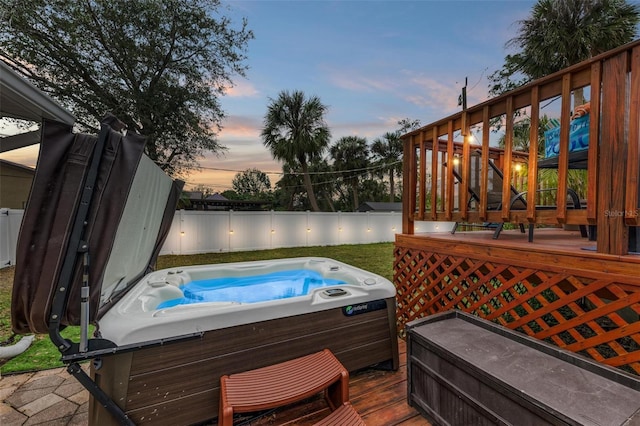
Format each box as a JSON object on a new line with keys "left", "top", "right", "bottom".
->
{"left": 231, "top": 338, "right": 430, "bottom": 426}
{"left": 427, "top": 226, "right": 597, "bottom": 253}
{"left": 403, "top": 226, "right": 640, "bottom": 261}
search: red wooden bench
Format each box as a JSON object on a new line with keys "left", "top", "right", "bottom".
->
{"left": 218, "top": 349, "right": 360, "bottom": 425}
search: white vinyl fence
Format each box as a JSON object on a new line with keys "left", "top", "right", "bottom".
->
{"left": 161, "top": 210, "right": 404, "bottom": 255}
{"left": 0, "top": 209, "right": 454, "bottom": 267}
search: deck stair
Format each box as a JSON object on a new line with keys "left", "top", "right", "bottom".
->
{"left": 218, "top": 349, "right": 364, "bottom": 425}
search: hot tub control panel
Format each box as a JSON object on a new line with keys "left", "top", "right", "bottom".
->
{"left": 323, "top": 288, "right": 348, "bottom": 297}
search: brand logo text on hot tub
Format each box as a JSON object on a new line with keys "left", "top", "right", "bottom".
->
{"left": 343, "top": 299, "right": 387, "bottom": 316}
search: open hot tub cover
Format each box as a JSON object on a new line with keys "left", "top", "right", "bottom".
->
{"left": 11, "top": 117, "right": 183, "bottom": 335}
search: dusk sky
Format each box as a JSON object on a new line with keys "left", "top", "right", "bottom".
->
{"left": 1, "top": 0, "right": 538, "bottom": 192}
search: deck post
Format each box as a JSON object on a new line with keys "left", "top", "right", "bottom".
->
{"left": 598, "top": 51, "right": 630, "bottom": 255}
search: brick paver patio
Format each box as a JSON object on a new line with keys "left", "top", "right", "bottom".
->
{"left": 0, "top": 364, "right": 89, "bottom": 425}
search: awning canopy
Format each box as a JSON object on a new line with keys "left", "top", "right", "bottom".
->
{"left": 0, "top": 60, "right": 75, "bottom": 152}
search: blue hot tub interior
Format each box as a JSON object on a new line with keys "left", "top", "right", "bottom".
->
{"left": 156, "top": 269, "right": 347, "bottom": 308}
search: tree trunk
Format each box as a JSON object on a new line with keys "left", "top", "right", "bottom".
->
{"left": 287, "top": 192, "right": 295, "bottom": 210}
{"left": 325, "top": 194, "right": 336, "bottom": 212}
{"left": 389, "top": 171, "right": 395, "bottom": 203}
{"left": 574, "top": 87, "right": 587, "bottom": 106}
{"left": 352, "top": 182, "right": 359, "bottom": 211}
{"left": 301, "top": 161, "right": 320, "bottom": 211}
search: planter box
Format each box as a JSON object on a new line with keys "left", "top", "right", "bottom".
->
{"left": 406, "top": 310, "right": 640, "bottom": 426}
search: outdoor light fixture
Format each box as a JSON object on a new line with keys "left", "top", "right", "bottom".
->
{"left": 452, "top": 157, "right": 460, "bottom": 166}
{"left": 306, "top": 228, "right": 311, "bottom": 233}
{"left": 229, "top": 230, "right": 234, "bottom": 235}
{"left": 466, "top": 133, "right": 480, "bottom": 145}
{"left": 271, "top": 229, "right": 275, "bottom": 234}
{"left": 180, "top": 231, "right": 185, "bottom": 236}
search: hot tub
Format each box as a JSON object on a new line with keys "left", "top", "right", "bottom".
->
{"left": 91, "top": 257, "right": 399, "bottom": 425}
{"left": 11, "top": 122, "right": 398, "bottom": 426}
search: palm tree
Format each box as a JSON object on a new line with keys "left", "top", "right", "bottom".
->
{"left": 274, "top": 163, "right": 303, "bottom": 210}
{"left": 262, "top": 90, "right": 331, "bottom": 211}
{"left": 274, "top": 159, "right": 335, "bottom": 211}
{"left": 490, "top": 0, "right": 640, "bottom": 99}
{"left": 497, "top": 115, "right": 547, "bottom": 155}
{"left": 308, "top": 158, "right": 338, "bottom": 212}
{"left": 371, "top": 131, "right": 403, "bottom": 202}
{"left": 330, "top": 136, "right": 370, "bottom": 211}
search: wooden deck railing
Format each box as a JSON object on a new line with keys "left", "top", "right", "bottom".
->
{"left": 401, "top": 39, "right": 640, "bottom": 255}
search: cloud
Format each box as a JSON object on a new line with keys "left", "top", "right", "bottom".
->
{"left": 401, "top": 73, "right": 460, "bottom": 112}
{"left": 326, "top": 68, "right": 399, "bottom": 93}
{"left": 189, "top": 111, "right": 282, "bottom": 191}
{"left": 329, "top": 119, "right": 394, "bottom": 140}
{"left": 219, "top": 115, "right": 262, "bottom": 139}
{"left": 184, "top": 146, "right": 282, "bottom": 191}
{"left": 330, "top": 75, "right": 377, "bottom": 92}
{"left": 223, "top": 79, "right": 260, "bottom": 98}
{"left": 324, "top": 65, "right": 464, "bottom": 119}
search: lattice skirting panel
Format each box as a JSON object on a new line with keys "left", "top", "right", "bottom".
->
{"left": 394, "top": 244, "right": 640, "bottom": 375}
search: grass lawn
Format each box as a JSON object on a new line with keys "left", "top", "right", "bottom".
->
{"left": 0, "top": 242, "right": 395, "bottom": 374}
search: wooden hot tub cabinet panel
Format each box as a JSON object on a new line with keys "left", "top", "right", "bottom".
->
{"left": 89, "top": 298, "right": 399, "bottom": 425}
